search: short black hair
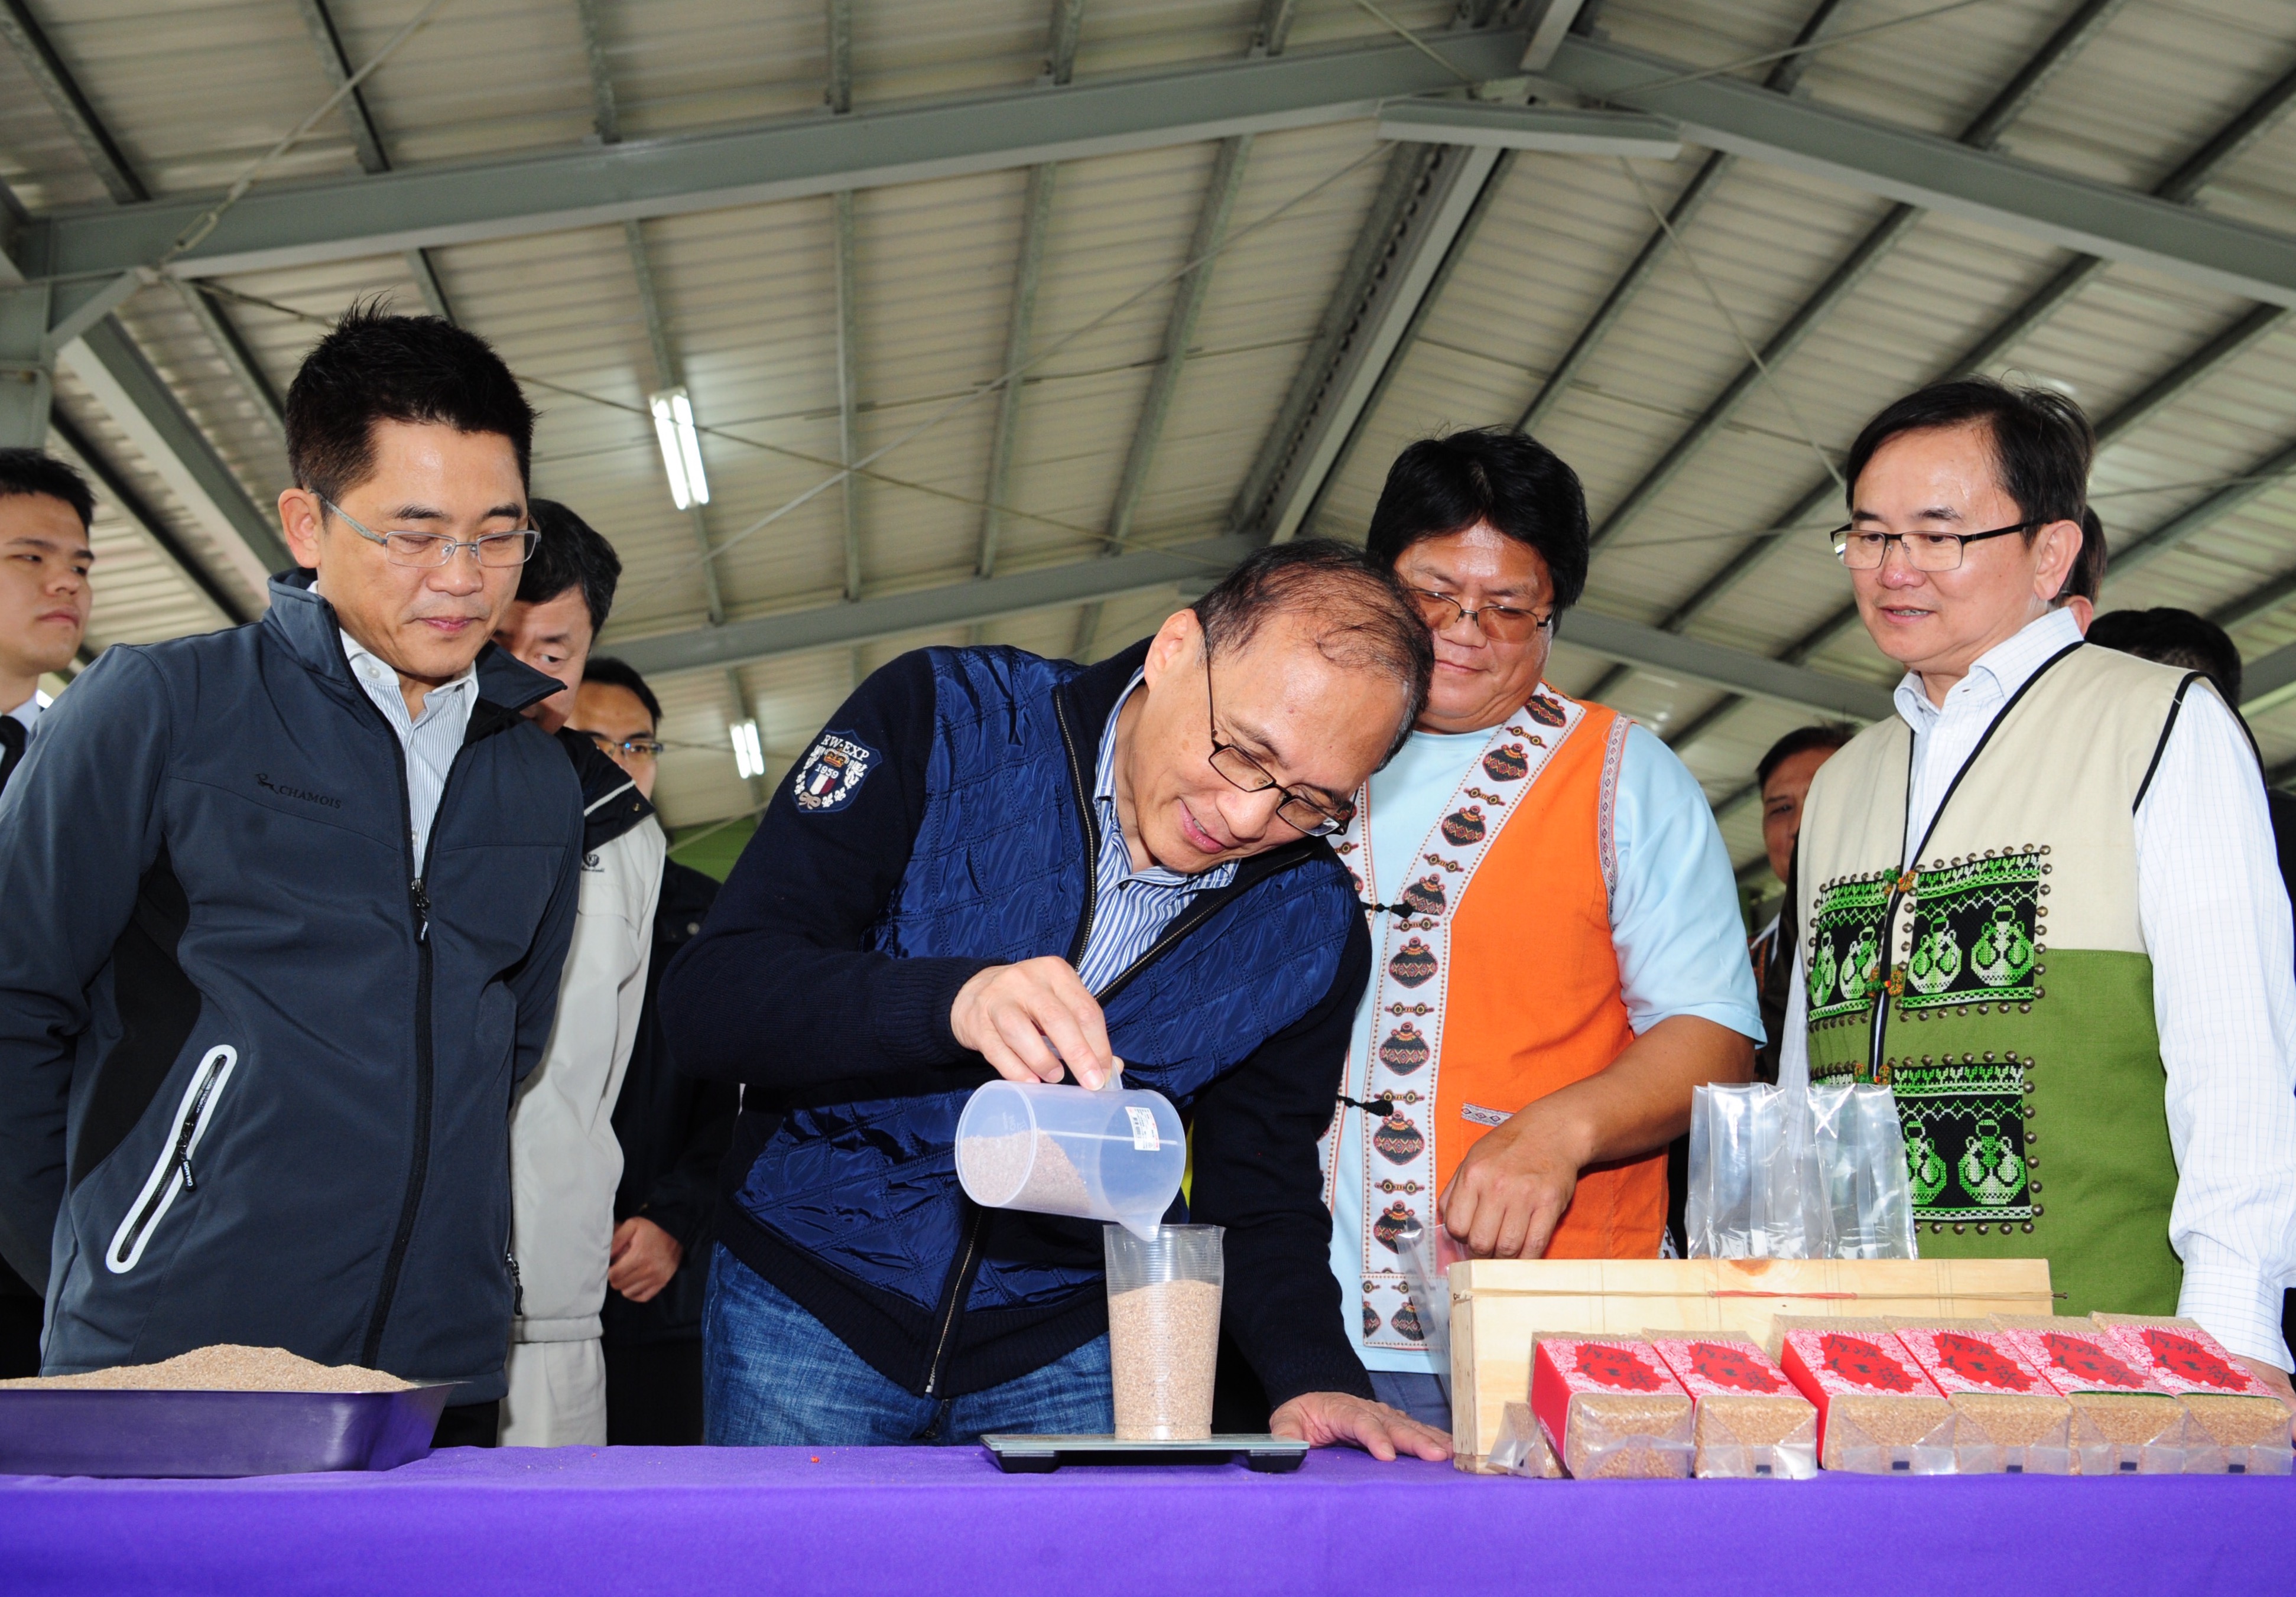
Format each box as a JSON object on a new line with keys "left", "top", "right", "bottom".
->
{"left": 1365, "top": 428, "right": 1589, "bottom": 613}
{"left": 580, "top": 656, "right": 661, "bottom": 729}
{"left": 518, "top": 498, "right": 622, "bottom": 634}
{"left": 2057, "top": 506, "right": 2106, "bottom": 605}
{"left": 1757, "top": 723, "right": 1856, "bottom": 793}
{"left": 1191, "top": 539, "right": 1433, "bottom": 756}
{"left": 0, "top": 449, "right": 95, "bottom": 532}
{"left": 1844, "top": 376, "right": 2092, "bottom": 534}
{"left": 2086, "top": 608, "right": 2242, "bottom": 704}
{"left": 284, "top": 300, "right": 535, "bottom": 506}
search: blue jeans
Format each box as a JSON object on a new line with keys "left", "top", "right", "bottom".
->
{"left": 703, "top": 1245, "right": 1115, "bottom": 1446}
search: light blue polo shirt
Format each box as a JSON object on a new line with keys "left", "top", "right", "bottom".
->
{"left": 1329, "top": 718, "right": 1764, "bottom": 1375}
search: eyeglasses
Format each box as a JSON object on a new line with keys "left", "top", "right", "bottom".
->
{"left": 1407, "top": 586, "right": 1554, "bottom": 643}
{"left": 1203, "top": 653, "right": 1355, "bottom": 839}
{"left": 577, "top": 730, "right": 663, "bottom": 762}
{"left": 323, "top": 499, "right": 538, "bottom": 568}
{"left": 1830, "top": 521, "right": 2033, "bottom": 573}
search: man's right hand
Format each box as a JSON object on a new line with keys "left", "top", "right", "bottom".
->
{"left": 949, "top": 958, "right": 1120, "bottom": 1088}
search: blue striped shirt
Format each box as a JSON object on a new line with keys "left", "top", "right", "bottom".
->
{"left": 1074, "top": 672, "right": 1238, "bottom": 994}
{"left": 340, "top": 629, "right": 479, "bottom": 869}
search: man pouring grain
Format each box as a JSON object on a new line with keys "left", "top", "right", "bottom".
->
{"left": 663, "top": 542, "right": 1450, "bottom": 1458}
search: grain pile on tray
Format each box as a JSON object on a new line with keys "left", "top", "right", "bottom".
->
{"left": 1889, "top": 1320, "right": 2071, "bottom": 1475}
{"left": 2092, "top": 1314, "right": 2294, "bottom": 1475}
{"left": 1489, "top": 1401, "right": 1563, "bottom": 1478}
{"left": 1991, "top": 1316, "right": 2187, "bottom": 1474}
{"left": 1530, "top": 1335, "right": 1693, "bottom": 1478}
{"left": 0, "top": 1345, "right": 414, "bottom": 1393}
{"left": 1647, "top": 1334, "right": 1816, "bottom": 1479}
{"left": 1772, "top": 1317, "right": 1954, "bottom": 1474}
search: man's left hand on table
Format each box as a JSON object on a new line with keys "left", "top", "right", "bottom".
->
{"left": 1269, "top": 1393, "right": 1452, "bottom": 1461}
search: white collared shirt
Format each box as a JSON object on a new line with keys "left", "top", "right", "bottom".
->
{"left": 1781, "top": 609, "right": 2296, "bottom": 1368}
{"left": 339, "top": 629, "right": 479, "bottom": 868}
{"left": 5, "top": 690, "right": 49, "bottom": 735}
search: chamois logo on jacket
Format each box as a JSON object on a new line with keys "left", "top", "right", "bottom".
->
{"left": 254, "top": 773, "right": 342, "bottom": 809}
{"left": 793, "top": 731, "right": 878, "bottom": 814}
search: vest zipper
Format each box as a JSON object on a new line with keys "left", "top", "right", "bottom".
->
{"left": 1052, "top": 693, "right": 1100, "bottom": 967}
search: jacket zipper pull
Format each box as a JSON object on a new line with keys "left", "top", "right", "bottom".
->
{"left": 173, "top": 1113, "right": 202, "bottom": 1191}
{"left": 411, "top": 879, "right": 430, "bottom": 943}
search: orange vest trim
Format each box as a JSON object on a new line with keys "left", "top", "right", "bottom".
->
{"left": 1434, "top": 703, "right": 1662, "bottom": 1258}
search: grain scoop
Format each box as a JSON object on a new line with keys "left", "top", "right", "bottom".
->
{"left": 954, "top": 1078, "right": 1184, "bottom": 1238}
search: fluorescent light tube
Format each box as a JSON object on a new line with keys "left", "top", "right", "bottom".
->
{"left": 730, "top": 717, "right": 765, "bottom": 780}
{"left": 650, "top": 389, "right": 693, "bottom": 510}
{"left": 671, "top": 391, "right": 710, "bottom": 506}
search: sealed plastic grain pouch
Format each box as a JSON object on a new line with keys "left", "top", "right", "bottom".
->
{"left": 1991, "top": 1316, "right": 2187, "bottom": 1475}
{"left": 1891, "top": 1320, "right": 2071, "bottom": 1474}
{"left": 1772, "top": 1317, "right": 1954, "bottom": 1474}
{"left": 1648, "top": 1334, "right": 1817, "bottom": 1479}
{"left": 1530, "top": 1336, "right": 1694, "bottom": 1479}
{"left": 2092, "top": 1314, "right": 2292, "bottom": 1475}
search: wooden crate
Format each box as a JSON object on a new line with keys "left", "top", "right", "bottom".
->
{"left": 1446, "top": 1256, "right": 2053, "bottom": 1472}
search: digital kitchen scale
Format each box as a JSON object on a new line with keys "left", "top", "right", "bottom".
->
{"left": 982, "top": 1433, "right": 1307, "bottom": 1473}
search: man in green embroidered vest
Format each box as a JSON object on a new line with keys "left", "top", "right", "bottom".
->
{"left": 1779, "top": 378, "right": 2296, "bottom": 1408}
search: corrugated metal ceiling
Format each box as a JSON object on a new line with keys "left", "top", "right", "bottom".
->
{"left": 4, "top": 0, "right": 2292, "bottom": 879}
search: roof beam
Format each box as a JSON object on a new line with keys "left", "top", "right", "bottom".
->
{"left": 623, "top": 218, "right": 723, "bottom": 628}
{"left": 1232, "top": 139, "right": 1503, "bottom": 543}
{"left": 1513, "top": 0, "right": 1853, "bottom": 443}
{"left": 977, "top": 3, "right": 1089, "bottom": 581}
{"left": 1538, "top": 32, "right": 2296, "bottom": 309}
{"left": 1376, "top": 100, "right": 1680, "bottom": 157}
{"left": 2242, "top": 639, "right": 2296, "bottom": 713}
{"left": 22, "top": 28, "right": 1534, "bottom": 283}
{"left": 833, "top": 188, "right": 862, "bottom": 602}
{"left": 47, "top": 408, "right": 250, "bottom": 625}
{"left": 2106, "top": 434, "right": 2296, "bottom": 581}
{"left": 1586, "top": 0, "right": 2126, "bottom": 560}
{"left": 611, "top": 538, "right": 1260, "bottom": 677}
{"left": 0, "top": 0, "right": 145, "bottom": 203}
{"left": 573, "top": 0, "right": 621, "bottom": 143}
{"left": 606, "top": 536, "right": 1897, "bottom": 721}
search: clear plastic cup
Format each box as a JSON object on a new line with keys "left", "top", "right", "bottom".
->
{"left": 1103, "top": 1224, "right": 1225, "bottom": 1441}
{"left": 954, "top": 1079, "right": 1185, "bottom": 1239}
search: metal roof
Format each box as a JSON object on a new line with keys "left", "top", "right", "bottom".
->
{"left": 5, "top": 0, "right": 2294, "bottom": 886}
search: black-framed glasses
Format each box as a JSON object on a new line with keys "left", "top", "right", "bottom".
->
{"left": 1830, "top": 520, "right": 2033, "bottom": 573}
{"left": 1406, "top": 586, "right": 1554, "bottom": 642}
{"left": 577, "top": 730, "right": 663, "bottom": 761}
{"left": 323, "top": 498, "right": 538, "bottom": 569}
{"left": 1204, "top": 655, "right": 1355, "bottom": 838}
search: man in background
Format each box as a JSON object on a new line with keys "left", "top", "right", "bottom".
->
{"left": 1747, "top": 724, "right": 1853, "bottom": 1082}
{"left": 0, "top": 308, "right": 583, "bottom": 1448}
{"left": 576, "top": 656, "right": 736, "bottom": 1446}
{"left": 491, "top": 504, "right": 664, "bottom": 1446}
{"left": 0, "top": 449, "right": 96, "bottom": 1377}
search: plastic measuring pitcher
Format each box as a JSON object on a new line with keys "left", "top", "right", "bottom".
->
{"left": 954, "top": 1079, "right": 1184, "bottom": 1239}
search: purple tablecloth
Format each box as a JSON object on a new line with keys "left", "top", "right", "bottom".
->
{"left": 2, "top": 1445, "right": 2287, "bottom": 1596}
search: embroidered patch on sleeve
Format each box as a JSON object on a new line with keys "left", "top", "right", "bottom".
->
{"left": 791, "top": 731, "right": 881, "bottom": 814}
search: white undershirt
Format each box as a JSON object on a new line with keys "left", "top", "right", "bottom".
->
{"left": 1779, "top": 609, "right": 2296, "bottom": 1368}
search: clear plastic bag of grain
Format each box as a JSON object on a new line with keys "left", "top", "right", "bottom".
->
{"left": 1529, "top": 1335, "right": 1694, "bottom": 1479}
{"left": 1888, "top": 1320, "right": 2071, "bottom": 1475}
{"left": 2092, "top": 1314, "right": 2294, "bottom": 1476}
{"left": 1648, "top": 1333, "right": 1817, "bottom": 1479}
{"left": 1772, "top": 1316, "right": 1955, "bottom": 1474}
{"left": 1990, "top": 1316, "right": 2188, "bottom": 1475}
{"left": 1488, "top": 1401, "right": 1564, "bottom": 1478}
{"left": 1102, "top": 1223, "right": 1222, "bottom": 1441}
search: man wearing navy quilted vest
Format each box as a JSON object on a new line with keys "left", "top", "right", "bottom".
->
{"left": 663, "top": 541, "right": 1451, "bottom": 1458}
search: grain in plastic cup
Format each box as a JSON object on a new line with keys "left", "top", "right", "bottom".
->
{"left": 954, "top": 1079, "right": 1184, "bottom": 1239}
{"left": 1103, "top": 1224, "right": 1225, "bottom": 1441}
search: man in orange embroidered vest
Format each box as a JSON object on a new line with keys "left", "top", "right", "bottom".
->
{"left": 1321, "top": 429, "right": 1762, "bottom": 1430}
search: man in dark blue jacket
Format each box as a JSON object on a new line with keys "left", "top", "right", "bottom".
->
{"left": 664, "top": 542, "right": 1451, "bottom": 1458}
{"left": 0, "top": 307, "right": 582, "bottom": 1443}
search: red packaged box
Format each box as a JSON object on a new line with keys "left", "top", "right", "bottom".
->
{"left": 1772, "top": 1317, "right": 1954, "bottom": 1474}
{"left": 1990, "top": 1316, "right": 2187, "bottom": 1475}
{"left": 1648, "top": 1335, "right": 1817, "bottom": 1479}
{"left": 2092, "top": 1314, "right": 2293, "bottom": 1475}
{"left": 1529, "top": 1336, "right": 1693, "bottom": 1479}
{"left": 1890, "top": 1320, "right": 2071, "bottom": 1474}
